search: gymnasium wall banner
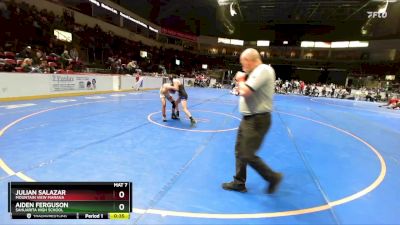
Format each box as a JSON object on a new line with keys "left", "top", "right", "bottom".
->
{"left": 50, "top": 75, "right": 99, "bottom": 92}
{"left": 160, "top": 28, "right": 197, "bottom": 42}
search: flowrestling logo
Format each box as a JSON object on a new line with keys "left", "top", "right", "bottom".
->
{"left": 367, "top": 11, "right": 388, "bottom": 18}
{"left": 367, "top": 0, "right": 389, "bottom": 19}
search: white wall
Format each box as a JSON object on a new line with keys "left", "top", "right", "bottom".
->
{"left": 120, "top": 76, "right": 135, "bottom": 90}
{"left": 142, "top": 76, "right": 163, "bottom": 89}
{"left": 0, "top": 73, "right": 51, "bottom": 98}
{"left": 0, "top": 73, "right": 115, "bottom": 98}
{"left": 0, "top": 73, "right": 195, "bottom": 100}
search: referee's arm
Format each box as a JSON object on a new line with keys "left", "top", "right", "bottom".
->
{"left": 236, "top": 82, "right": 253, "bottom": 97}
{"left": 237, "top": 68, "right": 270, "bottom": 97}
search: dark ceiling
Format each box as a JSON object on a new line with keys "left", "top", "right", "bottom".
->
{"left": 118, "top": 0, "right": 399, "bottom": 40}
{"left": 227, "top": 0, "right": 380, "bottom": 22}
{"left": 119, "top": 0, "right": 219, "bottom": 35}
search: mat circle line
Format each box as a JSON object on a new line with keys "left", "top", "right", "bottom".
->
{"left": 147, "top": 110, "right": 240, "bottom": 133}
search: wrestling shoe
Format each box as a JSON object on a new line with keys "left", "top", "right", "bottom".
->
{"left": 190, "top": 117, "right": 196, "bottom": 125}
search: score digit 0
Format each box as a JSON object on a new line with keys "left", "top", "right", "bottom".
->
{"left": 119, "top": 191, "right": 125, "bottom": 199}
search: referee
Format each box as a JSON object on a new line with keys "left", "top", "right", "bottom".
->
{"left": 222, "top": 48, "right": 283, "bottom": 194}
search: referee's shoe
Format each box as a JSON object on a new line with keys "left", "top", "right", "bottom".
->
{"left": 222, "top": 181, "right": 247, "bottom": 193}
{"left": 267, "top": 173, "right": 283, "bottom": 194}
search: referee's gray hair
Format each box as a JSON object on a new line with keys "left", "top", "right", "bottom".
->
{"left": 240, "top": 48, "right": 262, "bottom": 62}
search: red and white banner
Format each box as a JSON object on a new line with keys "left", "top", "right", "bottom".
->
{"left": 161, "top": 28, "right": 197, "bottom": 42}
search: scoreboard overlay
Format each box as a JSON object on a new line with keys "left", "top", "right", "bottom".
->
{"left": 8, "top": 182, "right": 132, "bottom": 220}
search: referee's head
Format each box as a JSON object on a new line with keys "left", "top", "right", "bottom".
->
{"left": 240, "top": 48, "right": 262, "bottom": 73}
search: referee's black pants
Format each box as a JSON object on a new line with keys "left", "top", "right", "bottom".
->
{"left": 234, "top": 112, "right": 276, "bottom": 185}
